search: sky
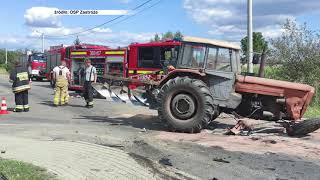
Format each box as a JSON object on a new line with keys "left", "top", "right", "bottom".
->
{"left": 0, "top": 0, "right": 320, "bottom": 51}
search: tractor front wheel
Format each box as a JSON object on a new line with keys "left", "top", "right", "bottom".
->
{"left": 158, "top": 77, "right": 216, "bottom": 133}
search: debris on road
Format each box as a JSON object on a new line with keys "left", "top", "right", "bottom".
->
{"left": 212, "top": 158, "right": 230, "bottom": 164}
{"left": 225, "top": 119, "right": 253, "bottom": 135}
{"left": 223, "top": 117, "right": 320, "bottom": 137}
{"left": 159, "top": 158, "right": 173, "bottom": 166}
{"left": 262, "top": 139, "right": 277, "bottom": 144}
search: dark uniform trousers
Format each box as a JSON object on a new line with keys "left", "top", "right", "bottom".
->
{"left": 83, "top": 81, "right": 93, "bottom": 105}
{"left": 15, "top": 90, "right": 29, "bottom": 111}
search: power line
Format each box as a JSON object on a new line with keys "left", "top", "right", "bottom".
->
{"left": 46, "top": 0, "right": 156, "bottom": 38}
{"left": 58, "top": 0, "right": 163, "bottom": 38}
{"left": 106, "top": 0, "right": 162, "bottom": 28}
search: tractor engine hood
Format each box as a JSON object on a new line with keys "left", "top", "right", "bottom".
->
{"left": 235, "top": 75, "right": 315, "bottom": 120}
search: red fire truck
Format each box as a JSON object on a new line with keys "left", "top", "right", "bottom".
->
{"left": 124, "top": 40, "right": 181, "bottom": 89}
{"left": 46, "top": 44, "right": 126, "bottom": 91}
{"left": 19, "top": 52, "right": 47, "bottom": 81}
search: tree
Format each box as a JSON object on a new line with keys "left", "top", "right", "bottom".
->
{"left": 0, "top": 49, "right": 24, "bottom": 72}
{"left": 269, "top": 19, "right": 320, "bottom": 104}
{"left": 240, "top": 32, "right": 268, "bottom": 61}
{"left": 151, "top": 31, "right": 183, "bottom": 42}
{"left": 161, "top": 31, "right": 174, "bottom": 40}
{"left": 154, "top": 34, "right": 160, "bottom": 42}
{"left": 74, "top": 36, "right": 81, "bottom": 45}
{"left": 174, "top": 31, "right": 183, "bottom": 40}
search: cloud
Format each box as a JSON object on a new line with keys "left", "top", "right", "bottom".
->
{"left": 0, "top": 29, "right": 154, "bottom": 50}
{"left": 0, "top": 26, "right": 154, "bottom": 50}
{"left": 29, "top": 27, "right": 83, "bottom": 37}
{"left": 0, "top": 35, "right": 42, "bottom": 50}
{"left": 183, "top": 0, "right": 320, "bottom": 40}
{"left": 24, "top": 7, "right": 61, "bottom": 27}
{"left": 91, "top": 28, "right": 113, "bottom": 33}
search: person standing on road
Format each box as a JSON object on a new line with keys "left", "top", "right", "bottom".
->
{"left": 10, "top": 62, "right": 31, "bottom": 112}
{"left": 53, "top": 61, "right": 70, "bottom": 106}
{"left": 83, "top": 59, "right": 97, "bottom": 108}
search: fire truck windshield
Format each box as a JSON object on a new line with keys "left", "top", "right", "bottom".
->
{"left": 31, "top": 53, "right": 46, "bottom": 63}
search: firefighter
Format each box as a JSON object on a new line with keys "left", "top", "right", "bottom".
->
{"left": 53, "top": 61, "right": 70, "bottom": 106}
{"left": 10, "top": 62, "right": 31, "bottom": 112}
{"left": 83, "top": 59, "right": 97, "bottom": 108}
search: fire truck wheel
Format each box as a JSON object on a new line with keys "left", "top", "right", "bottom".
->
{"left": 158, "top": 77, "right": 216, "bottom": 133}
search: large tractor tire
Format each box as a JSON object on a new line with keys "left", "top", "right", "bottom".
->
{"left": 158, "top": 77, "right": 216, "bottom": 133}
{"left": 287, "top": 118, "right": 320, "bottom": 136}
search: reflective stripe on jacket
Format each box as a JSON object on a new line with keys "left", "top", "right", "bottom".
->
{"left": 10, "top": 65, "right": 31, "bottom": 93}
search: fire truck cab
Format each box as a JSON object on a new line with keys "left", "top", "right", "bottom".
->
{"left": 19, "top": 52, "right": 47, "bottom": 81}
{"left": 126, "top": 40, "right": 180, "bottom": 75}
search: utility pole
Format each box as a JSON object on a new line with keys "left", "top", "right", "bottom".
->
{"left": 41, "top": 33, "right": 45, "bottom": 53}
{"left": 247, "top": 0, "right": 253, "bottom": 74}
{"left": 5, "top": 48, "right": 7, "bottom": 65}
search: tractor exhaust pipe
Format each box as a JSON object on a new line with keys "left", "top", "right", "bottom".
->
{"left": 258, "top": 46, "right": 267, "bottom": 78}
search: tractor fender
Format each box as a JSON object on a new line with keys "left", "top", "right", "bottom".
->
{"left": 159, "top": 69, "right": 206, "bottom": 87}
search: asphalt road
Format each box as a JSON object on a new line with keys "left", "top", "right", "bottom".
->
{"left": 0, "top": 79, "right": 320, "bottom": 180}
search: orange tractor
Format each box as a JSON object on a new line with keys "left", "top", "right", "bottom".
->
{"left": 94, "top": 36, "right": 320, "bottom": 136}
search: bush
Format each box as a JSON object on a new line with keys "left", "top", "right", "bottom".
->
{"left": 268, "top": 19, "right": 320, "bottom": 105}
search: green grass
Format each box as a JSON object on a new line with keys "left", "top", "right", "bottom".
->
{"left": 0, "top": 158, "right": 56, "bottom": 180}
{"left": 304, "top": 105, "right": 320, "bottom": 118}
{"left": 0, "top": 67, "right": 7, "bottom": 74}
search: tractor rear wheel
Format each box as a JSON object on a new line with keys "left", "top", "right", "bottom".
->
{"left": 158, "top": 77, "right": 216, "bottom": 133}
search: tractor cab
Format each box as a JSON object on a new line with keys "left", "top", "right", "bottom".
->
{"left": 163, "top": 37, "right": 242, "bottom": 109}
{"left": 176, "top": 36, "right": 241, "bottom": 73}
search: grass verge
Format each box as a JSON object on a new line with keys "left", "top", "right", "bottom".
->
{"left": 304, "top": 105, "right": 320, "bottom": 118}
{"left": 0, "top": 67, "right": 7, "bottom": 74}
{"left": 0, "top": 158, "right": 56, "bottom": 180}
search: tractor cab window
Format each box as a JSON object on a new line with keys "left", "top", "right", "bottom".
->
{"left": 216, "top": 48, "right": 232, "bottom": 72}
{"left": 207, "top": 47, "right": 218, "bottom": 69}
{"left": 160, "top": 46, "right": 179, "bottom": 67}
{"left": 160, "top": 47, "right": 172, "bottom": 61}
{"left": 180, "top": 44, "right": 206, "bottom": 68}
